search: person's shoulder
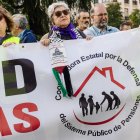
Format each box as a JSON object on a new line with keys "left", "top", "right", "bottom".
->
{"left": 107, "top": 26, "right": 120, "bottom": 32}
{"left": 75, "top": 28, "right": 86, "bottom": 38}
{"left": 22, "top": 29, "right": 37, "bottom": 43}
{"left": 5, "top": 34, "right": 20, "bottom": 42}
{"left": 84, "top": 26, "right": 94, "bottom": 32}
{"left": 83, "top": 26, "right": 95, "bottom": 36}
{"left": 23, "top": 29, "right": 35, "bottom": 36}
{"left": 3, "top": 36, "right": 20, "bottom": 44}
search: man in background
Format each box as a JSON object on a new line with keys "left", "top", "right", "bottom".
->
{"left": 75, "top": 9, "right": 90, "bottom": 32}
{"left": 120, "top": 21, "right": 132, "bottom": 31}
{"left": 12, "top": 14, "right": 37, "bottom": 43}
{"left": 84, "top": 3, "right": 119, "bottom": 37}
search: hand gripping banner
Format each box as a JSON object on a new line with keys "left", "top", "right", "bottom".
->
{"left": 0, "top": 28, "right": 140, "bottom": 140}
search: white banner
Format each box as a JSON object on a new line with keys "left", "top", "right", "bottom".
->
{"left": 0, "top": 28, "right": 140, "bottom": 140}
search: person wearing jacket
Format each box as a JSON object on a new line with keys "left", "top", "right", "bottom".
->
{"left": 40, "top": 1, "right": 92, "bottom": 97}
{"left": 12, "top": 14, "right": 37, "bottom": 43}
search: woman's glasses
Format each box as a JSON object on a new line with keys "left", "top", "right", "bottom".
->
{"left": 54, "top": 9, "right": 69, "bottom": 17}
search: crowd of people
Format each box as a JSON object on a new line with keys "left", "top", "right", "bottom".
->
{"left": 0, "top": 1, "right": 133, "bottom": 47}
{"left": 40, "top": 2, "right": 133, "bottom": 46}
{"left": 0, "top": 6, "right": 37, "bottom": 46}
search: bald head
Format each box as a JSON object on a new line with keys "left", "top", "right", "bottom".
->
{"left": 91, "top": 3, "right": 108, "bottom": 29}
{"left": 94, "top": 3, "right": 107, "bottom": 15}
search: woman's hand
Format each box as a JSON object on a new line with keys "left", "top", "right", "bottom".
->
{"left": 2, "top": 42, "right": 16, "bottom": 47}
{"left": 40, "top": 39, "right": 50, "bottom": 46}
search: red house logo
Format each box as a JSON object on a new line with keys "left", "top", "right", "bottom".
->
{"left": 73, "top": 66, "right": 126, "bottom": 125}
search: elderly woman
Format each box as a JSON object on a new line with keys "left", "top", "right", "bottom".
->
{"left": 41, "top": 2, "right": 91, "bottom": 97}
{"left": 40, "top": 1, "right": 91, "bottom": 45}
{"left": 0, "top": 6, "right": 20, "bottom": 46}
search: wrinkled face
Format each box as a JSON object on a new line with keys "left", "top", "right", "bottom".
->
{"left": 91, "top": 6, "right": 108, "bottom": 29}
{"left": 77, "top": 12, "right": 90, "bottom": 31}
{"left": 0, "top": 13, "right": 7, "bottom": 36}
{"left": 52, "top": 6, "right": 70, "bottom": 28}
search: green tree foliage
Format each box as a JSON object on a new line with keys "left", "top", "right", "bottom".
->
{"left": 0, "top": 0, "right": 15, "bottom": 13}
{"left": 129, "top": 9, "right": 140, "bottom": 28}
{"left": 22, "top": 0, "right": 49, "bottom": 36}
{"left": 78, "top": 0, "right": 91, "bottom": 11}
{"left": 106, "top": 2, "right": 123, "bottom": 28}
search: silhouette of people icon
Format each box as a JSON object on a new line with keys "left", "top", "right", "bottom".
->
{"left": 110, "top": 91, "right": 121, "bottom": 109}
{"left": 79, "top": 93, "right": 88, "bottom": 117}
{"left": 87, "top": 95, "right": 94, "bottom": 115}
{"left": 95, "top": 102, "right": 100, "bottom": 114}
{"left": 100, "top": 91, "right": 113, "bottom": 111}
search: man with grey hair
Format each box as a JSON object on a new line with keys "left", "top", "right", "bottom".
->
{"left": 75, "top": 9, "right": 90, "bottom": 33}
{"left": 84, "top": 3, "right": 119, "bottom": 37}
{"left": 12, "top": 14, "right": 37, "bottom": 43}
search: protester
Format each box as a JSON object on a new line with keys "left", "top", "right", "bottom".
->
{"left": 49, "top": 1, "right": 86, "bottom": 96}
{"left": 0, "top": 6, "right": 20, "bottom": 46}
{"left": 84, "top": 3, "right": 119, "bottom": 37}
{"left": 75, "top": 9, "right": 90, "bottom": 32}
{"left": 12, "top": 14, "right": 37, "bottom": 43}
{"left": 120, "top": 21, "right": 132, "bottom": 31}
{"left": 40, "top": 1, "right": 92, "bottom": 97}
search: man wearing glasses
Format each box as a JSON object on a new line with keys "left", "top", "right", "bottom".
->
{"left": 84, "top": 3, "right": 119, "bottom": 37}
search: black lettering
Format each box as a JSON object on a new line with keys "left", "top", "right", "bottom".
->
{"left": 2, "top": 59, "right": 37, "bottom": 96}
